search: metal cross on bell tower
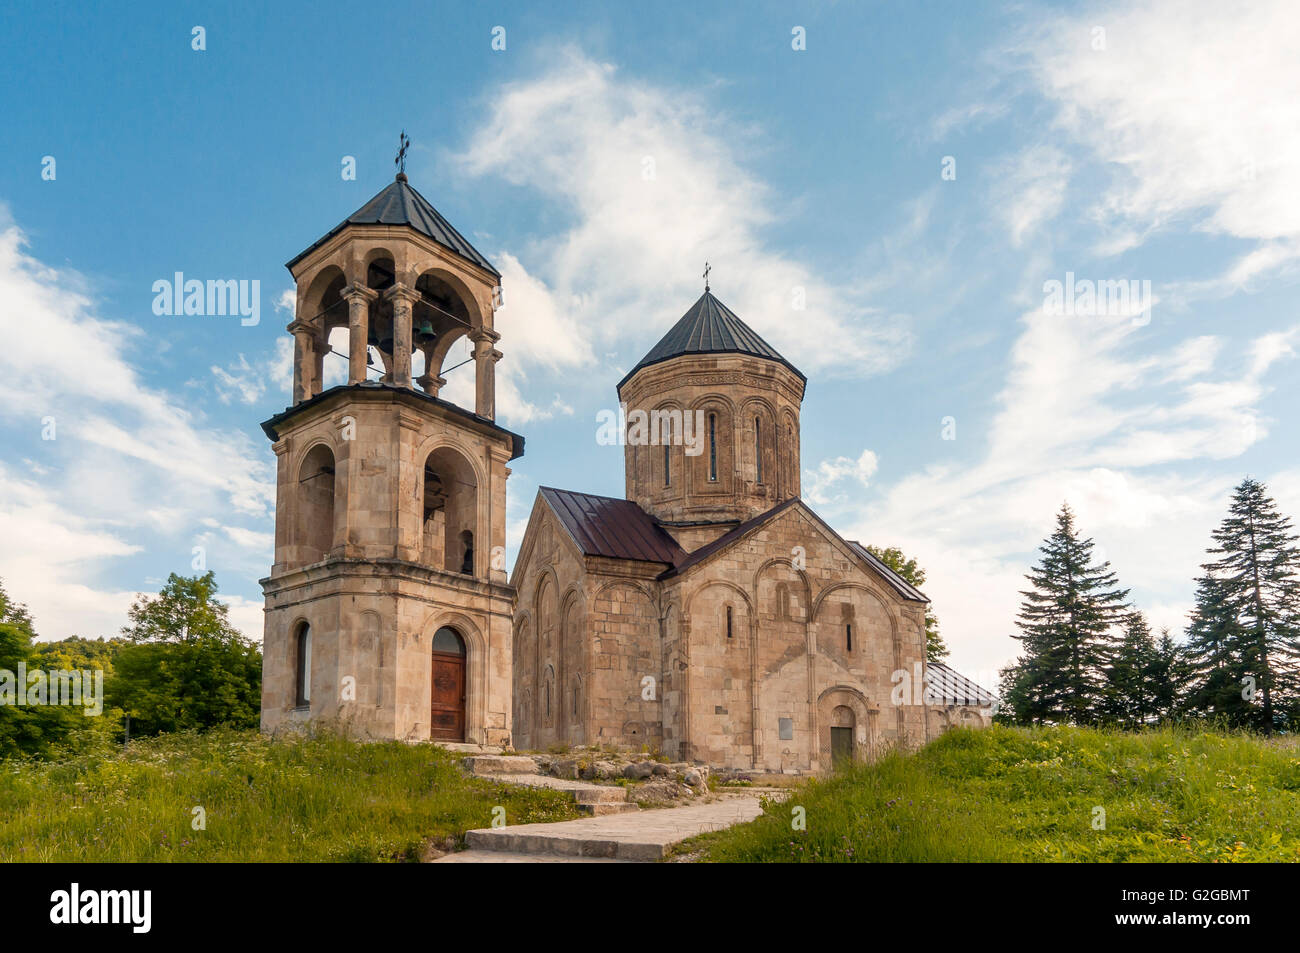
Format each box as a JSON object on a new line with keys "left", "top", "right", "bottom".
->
{"left": 395, "top": 130, "right": 410, "bottom": 176}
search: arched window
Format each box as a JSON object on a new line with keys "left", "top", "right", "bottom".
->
{"left": 726, "top": 605, "right": 733, "bottom": 639}
{"left": 459, "top": 530, "right": 474, "bottom": 575}
{"left": 432, "top": 626, "right": 465, "bottom": 655}
{"left": 754, "top": 416, "right": 763, "bottom": 484}
{"left": 294, "top": 622, "right": 312, "bottom": 708}
{"left": 708, "top": 413, "right": 717, "bottom": 482}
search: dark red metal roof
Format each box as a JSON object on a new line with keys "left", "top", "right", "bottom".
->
{"left": 539, "top": 487, "right": 686, "bottom": 566}
{"left": 659, "top": 498, "right": 799, "bottom": 579}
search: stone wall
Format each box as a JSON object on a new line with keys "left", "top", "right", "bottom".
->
{"left": 618, "top": 354, "right": 805, "bottom": 525}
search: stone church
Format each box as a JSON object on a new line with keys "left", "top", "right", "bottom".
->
{"left": 259, "top": 169, "right": 992, "bottom": 772}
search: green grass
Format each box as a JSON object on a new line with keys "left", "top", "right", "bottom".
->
{"left": 0, "top": 728, "right": 578, "bottom": 862}
{"left": 685, "top": 725, "right": 1300, "bottom": 862}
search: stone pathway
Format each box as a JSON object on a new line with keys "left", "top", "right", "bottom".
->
{"left": 435, "top": 795, "right": 763, "bottom": 863}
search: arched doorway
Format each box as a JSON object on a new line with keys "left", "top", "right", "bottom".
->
{"left": 830, "top": 705, "right": 856, "bottom": 767}
{"left": 430, "top": 626, "right": 466, "bottom": 741}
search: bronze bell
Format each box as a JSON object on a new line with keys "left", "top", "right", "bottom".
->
{"left": 415, "top": 318, "right": 437, "bottom": 345}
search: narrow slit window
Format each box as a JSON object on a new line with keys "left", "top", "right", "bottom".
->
{"left": 755, "top": 416, "right": 762, "bottom": 483}
{"left": 664, "top": 442, "right": 671, "bottom": 487}
{"left": 295, "top": 623, "right": 312, "bottom": 708}
{"left": 726, "top": 605, "right": 733, "bottom": 639}
{"left": 708, "top": 413, "right": 717, "bottom": 482}
{"left": 846, "top": 623, "right": 853, "bottom": 652}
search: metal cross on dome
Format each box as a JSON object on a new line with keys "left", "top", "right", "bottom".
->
{"left": 703, "top": 261, "right": 711, "bottom": 292}
{"left": 395, "top": 130, "right": 410, "bottom": 174}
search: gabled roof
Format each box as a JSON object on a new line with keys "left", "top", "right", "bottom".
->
{"left": 286, "top": 174, "right": 499, "bottom": 276}
{"left": 845, "top": 541, "right": 929, "bottom": 603}
{"left": 925, "top": 662, "right": 996, "bottom": 707}
{"left": 659, "top": 498, "right": 801, "bottom": 579}
{"left": 659, "top": 500, "right": 929, "bottom": 606}
{"left": 539, "top": 487, "right": 686, "bottom": 566}
{"left": 618, "top": 290, "right": 805, "bottom": 389}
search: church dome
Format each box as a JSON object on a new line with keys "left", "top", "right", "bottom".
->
{"left": 617, "top": 289, "right": 805, "bottom": 538}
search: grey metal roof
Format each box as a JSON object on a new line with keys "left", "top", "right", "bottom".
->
{"left": 925, "top": 662, "right": 996, "bottom": 707}
{"left": 846, "top": 541, "right": 929, "bottom": 603}
{"left": 539, "top": 488, "right": 686, "bottom": 566}
{"left": 618, "top": 291, "right": 805, "bottom": 389}
{"left": 286, "top": 174, "right": 500, "bottom": 276}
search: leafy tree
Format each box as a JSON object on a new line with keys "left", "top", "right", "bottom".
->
{"left": 109, "top": 638, "right": 262, "bottom": 736}
{"left": 1184, "top": 478, "right": 1300, "bottom": 733}
{"left": 1001, "top": 503, "right": 1130, "bottom": 725}
{"left": 122, "top": 571, "right": 243, "bottom": 643}
{"left": 110, "top": 572, "right": 262, "bottom": 737}
{"left": 864, "top": 545, "right": 949, "bottom": 662}
{"left": 0, "top": 581, "right": 117, "bottom": 758}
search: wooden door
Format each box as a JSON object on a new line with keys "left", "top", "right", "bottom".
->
{"left": 830, "top": 726, "right": 853, "bottom": 766}
{"left": 430, "top": 651, "right": 465, "bottom": 741}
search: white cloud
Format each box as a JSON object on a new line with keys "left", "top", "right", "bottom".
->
{"left": 457, "top": 49, "right": 912, "bottom": 385}
{"left": 0, "top": 223, "right": 274, "bottom": 640}
{"left": 844, "top": 297, "right": 1297, "bottom": 675}
{"left": 1020, "top": 0, "right": 1300, "bottom": 282}
{"left": 804, "top": 449, "right": 879, "bottom": 506}
{"left": 995, "top": 144, "right": 1073, "bottom": 247}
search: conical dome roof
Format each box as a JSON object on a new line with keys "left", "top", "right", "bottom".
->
{"left": 618, "top": 290, "right": 804, "bottom": 388}
{"left": 287, "top": 174, "right": 499, "bottom": 276}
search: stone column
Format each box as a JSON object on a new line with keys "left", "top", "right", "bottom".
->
{"left": 384, "top": 284, "right": 420, "bottom": 388}
{"left": 339, "top": 283, "right": 378, "bottom": 385}
{"left": 288, "top": 320, "right": 315, "bottom": 403}
{"left": 472, "top": 328, "right": 502, "bottom": 419}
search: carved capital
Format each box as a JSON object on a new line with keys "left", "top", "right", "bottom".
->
{"left": 383, "top": 283, "right": 421, "bottom": 306}
{"left": 339, "top": 282, "right": 378, "bottom": 304}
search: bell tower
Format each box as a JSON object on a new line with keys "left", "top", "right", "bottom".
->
{"left": 259, "top": 157, "right": 523, "bottom": 746}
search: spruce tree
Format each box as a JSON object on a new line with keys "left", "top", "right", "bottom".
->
{"left": 1149, "top": 628, "right": 1190, "bottom": 723}
{"left": 1188, "top": 478, "right": 1300, "bottom": 733}
{"left": 1004, "top": 503, "right": 1130, "bottom": 725}
{"left": 1104, "top": 612, "right": 1159, "bottom": 729}
{"left": 1183, "top": 572, "right": 1252, "bottom": 725}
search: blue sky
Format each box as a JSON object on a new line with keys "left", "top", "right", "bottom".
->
{"left": 2, "top": 0, "right": 1298, "bottom": 684}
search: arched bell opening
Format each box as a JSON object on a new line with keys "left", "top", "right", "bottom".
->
{"left": 296, "top": 266, "right": 346, "bottom": 400}
{"left": 365, "top": 256, "right": 397, "bottom": 377}
{"left": 296, "top": 444, "right": 337, "bottom": 565}
{"left": 412, "top": 270, "right": 478, "bottom": 396}
{"left": 421, "top": 446, "right": 479, "bottom": 577}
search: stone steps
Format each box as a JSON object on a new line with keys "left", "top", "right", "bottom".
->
{"left": 461, "top": 755, "right": 540, "bottom": 776}
{"left": 454, "top": 797, "right": 763, "bottom": 862}
{"left": 463, "top": 759, "right": 638, "bottom": 815}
